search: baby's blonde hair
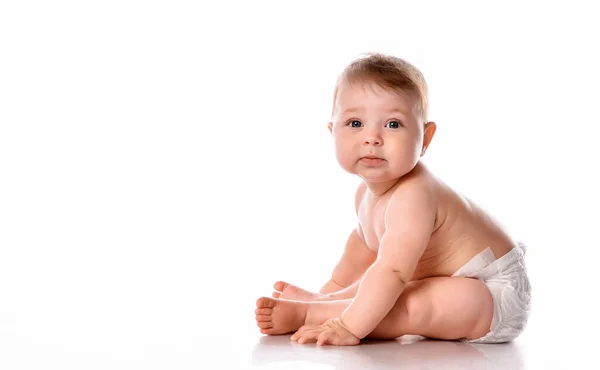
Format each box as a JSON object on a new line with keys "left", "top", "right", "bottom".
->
{"left": 332, "top": 53, "right": 429, "bottom": 124}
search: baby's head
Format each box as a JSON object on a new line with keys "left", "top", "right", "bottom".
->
{"left": 328, "top": 53, "right": 436, "bottom": 183}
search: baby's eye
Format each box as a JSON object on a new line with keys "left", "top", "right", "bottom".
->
{"left": 349, "top": 120, "right": 362, "bottom": 128}
{"left": 386, "top": 120, "right": 402, "bottom": 129}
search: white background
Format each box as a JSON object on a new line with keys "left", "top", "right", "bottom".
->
{"left": 1, "top": 1, "right": 599, "bottom": 369}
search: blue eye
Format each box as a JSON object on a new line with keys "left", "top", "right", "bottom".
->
{"left": 350, "top": 120, "right": 362, "bottom": 128}
{"left": 386, "top": 120, "right": 401, "bottom": 129}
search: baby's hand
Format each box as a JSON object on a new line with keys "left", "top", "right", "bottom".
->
{"left": 291, "top": 318, "right": 360, "bottom": 346}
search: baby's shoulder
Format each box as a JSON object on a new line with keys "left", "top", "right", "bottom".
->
{"left": 354, "top": 181, "right": 368, "bottom": 214}
{"left": 386, "top": 167, "right": 442, "bottom": 211}
{"left": 396, "top": 165, "right": 438, "bottom": 196}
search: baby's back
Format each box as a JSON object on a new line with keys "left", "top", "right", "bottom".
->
{"left": 412, "top": 165, "right": 516, "bottom": 279}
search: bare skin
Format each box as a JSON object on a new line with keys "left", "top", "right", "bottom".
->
{"left": 257, "top": 79, "right": 519, "bottom": 345}
{"left": 260, "top": 165, "right": 503, "bottom": 342}
{"left": 272, "top": 164, "right": 516, "bottom": 301}
{"left": 271, "top": 281, "right": 329, "bottom": 301}
{"left": 257, "top": 275, "right": 494, "bottom": 341}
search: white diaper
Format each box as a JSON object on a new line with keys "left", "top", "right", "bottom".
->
{"left": 451, "top": 242, "right": 532, "bottom": 343}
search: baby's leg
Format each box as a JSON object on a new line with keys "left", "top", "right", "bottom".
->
{"left": 271, "top": 281, "right": 331, "bottom": 301}
{"left": 367, "top": 276, "right": 494, "bottom": 340}
{"left": 272, "top": 276, "right": 364, "bottom": 302}
{"left": 255, "top": 297, "right": 352, "bottom": 335}
{"left": 257, "top": 276, "right": 494, "bottom": 341}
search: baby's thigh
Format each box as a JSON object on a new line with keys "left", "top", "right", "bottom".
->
{"left": 392, "top": 277, "right": 493, "bottom": 340}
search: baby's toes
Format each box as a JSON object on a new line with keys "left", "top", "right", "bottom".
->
{"left": 256, "top": 296, "right": 276, "bottom": 309}
{"left": 255, "top": 308, "right": 272, "bottom": 316}
{"left": 273, "top": 281, "right": 289, "bottom": 292}
{"left": 255, "top": 307, "right": 272, "bottom": 326}
{"left": 255, "top": 314, "right": 271, "bottom": 322}
{"left": 257, "top": 321, "right": 273, "bottom": 329}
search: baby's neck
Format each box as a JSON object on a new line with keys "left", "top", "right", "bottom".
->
{"left": 363, "top": 162, "right": 423, "bottom": 197}
{"left": 364, "top": 178, "right": 402, "bottom": 198}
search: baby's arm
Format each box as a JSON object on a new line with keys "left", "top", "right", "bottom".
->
{"left": 320, "top": 182, "right": 374, "bottom": 294}
{"left": 320, "top": 226, "right": 376, "bottom": 294}
{"left": 339, "top": 183, "right": 436, "bottom": 339}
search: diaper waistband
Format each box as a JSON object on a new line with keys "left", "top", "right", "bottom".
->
{"left": 452, "top": 241, "right": 527, "bottom": 278}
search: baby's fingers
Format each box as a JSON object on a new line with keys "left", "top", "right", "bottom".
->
{"left": 291, "top": 325, "right": 318, "bottom": 341}
{"left": 317, "top": 331, "right": 337, "bottom": 346}
{"left": 291, "top": 326, "right": 321, "bottom": 344}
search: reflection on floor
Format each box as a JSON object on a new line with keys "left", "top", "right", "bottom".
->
{"left": 251, "top": 334, "right": 525, "bottom": 370}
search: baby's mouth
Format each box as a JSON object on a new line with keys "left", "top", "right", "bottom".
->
{"left": 359, "top": 156, "right": 385, "bottom": 166}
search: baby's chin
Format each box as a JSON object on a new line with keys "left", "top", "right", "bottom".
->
{"left": 351, "top": 164, "right": 414, "bottom": 182}
{"left": 359, "top": 173, "right": 402, "bottom": 183}
{"left": 353, "top": 168, "right": 400, "bottom": 182}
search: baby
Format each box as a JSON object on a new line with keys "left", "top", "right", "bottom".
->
{"left": 255, "top": 53, "right": 531, "bottom": 346}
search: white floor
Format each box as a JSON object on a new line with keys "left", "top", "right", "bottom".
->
{"left": 250, "top": 334, "right": 526, "bottom": 370}
{"left": 1, "top": 300, "right": 596, "bottom": 370}
{"left": 247, "top": 330, "right": 600, "bottom": 370}
{"left": 222, "top": 315, "right": 595, "bottom": 370}
{"left": 240, "top": 307, "right": 595, "bottom": 370}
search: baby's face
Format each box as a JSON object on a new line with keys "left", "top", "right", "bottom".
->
{"left": 328, "top": 81, "right": 427, "bottom": 182}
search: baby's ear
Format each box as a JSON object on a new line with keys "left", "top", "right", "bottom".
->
{"left": 421, "top": 121, "right": 437, "bottom": 156}
{"left": 328, "top": 121, "right": 333, "bottom": 134}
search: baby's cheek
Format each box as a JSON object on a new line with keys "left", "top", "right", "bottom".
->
{"left": 335, "top": 147, "right": 356, "bottom": 170}
{"left": 335, "top": 148, "right": 351, "bottom": 164}
{"left": 333, "top": 141, "right": 350, "bottom": 156}
{"left": 400, "top": 147, "right": 421, "bottom": 169}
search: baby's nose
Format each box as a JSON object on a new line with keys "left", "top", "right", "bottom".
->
{"left": 363, "top": 136, "right": 382, "bottom": 146}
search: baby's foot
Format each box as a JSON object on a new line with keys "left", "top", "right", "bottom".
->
{"left": 255, "top": 296, "right": 308, "bottom": 335}
{"left": 272, "top": 281, "right": 329, "bottom": 301}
